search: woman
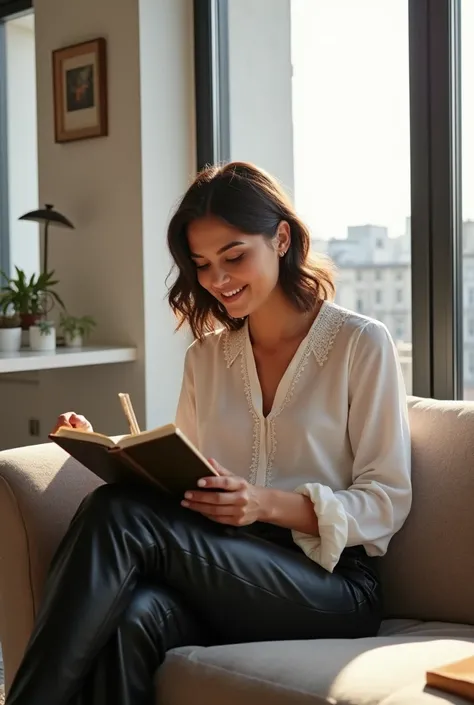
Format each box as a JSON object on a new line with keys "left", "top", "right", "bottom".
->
{"left": 6, "top": 162, "right": 412, "bottom": 705}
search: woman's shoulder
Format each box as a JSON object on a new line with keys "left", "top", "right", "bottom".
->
{"left": 319, "top": 301, "right": 396, "bottom": 365}
{"left": 323, "top": 301, "right": 391, "bottom": 339}
{"left": 315, "top": 300, "right": 392, "bottom": 345}
{"left": 184, "top": 326, "right": 230, "bottom": 368}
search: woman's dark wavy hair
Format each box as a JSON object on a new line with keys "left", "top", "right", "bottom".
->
{"left": 167, "top": 161, "right": 336, "bottom": 340}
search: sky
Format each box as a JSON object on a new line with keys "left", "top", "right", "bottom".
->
{"left": 290, "top": 0, "right": 474, "bottom": 241}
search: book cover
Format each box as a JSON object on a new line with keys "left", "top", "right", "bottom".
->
{"left": 426, "top": 656, "right": 474, "bottom": 702}
{"left": 49, "top": 424, "right": 217, "bottom": 495}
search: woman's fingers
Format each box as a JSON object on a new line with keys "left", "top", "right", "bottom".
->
{"left": 183, "top": 500, "right": 239, "bottom": 514}
{"left": 182, "top": 498, "right": 247, "bottom": 524}
{"left": 51, "top": 412, "right": 93, "bottom": 435}
{"left": 183, "top": 488, "right": 246, "bottom": 506}
{"left": 70, "top": 414, "right": 93, "bottom": 431}
{"left": 197, "top": 474, "right": 245, "bottom": 491}
{"left": 51, "top": 414, "right": 73, "bottom": 434}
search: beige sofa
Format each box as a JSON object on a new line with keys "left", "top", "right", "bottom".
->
{"left": 1, "top": 396, "right": 474, "bottom": 704}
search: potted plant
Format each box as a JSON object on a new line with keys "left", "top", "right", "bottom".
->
{"left": 0, "top": 300, "right": 22, "bottom": 353}
{"left": 59, "top": 313, "right": 96, "bottom": 348}
{"left": 0, "top": 267, "right": 65, "bottom": 330}
{"left": 29, "top": 318, "right": 56, "bottom": 352}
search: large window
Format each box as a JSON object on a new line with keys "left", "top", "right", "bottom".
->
{"left": 291, "top": 0, "right": 411, "bottom": 392}
{"left": 194, "top": 0, "right": 468, "bottom": 400}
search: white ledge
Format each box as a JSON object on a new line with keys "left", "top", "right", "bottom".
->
{"left": 0, "top": 345, "right": 137, "bottom": 373}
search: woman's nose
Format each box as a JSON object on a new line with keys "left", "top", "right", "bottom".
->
{"left": 211, "top": 268, "right": 231, "bottom": 288}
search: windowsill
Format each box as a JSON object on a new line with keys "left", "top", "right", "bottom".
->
{"left": 0, "top": 345, "right": 137, "bottom": 373}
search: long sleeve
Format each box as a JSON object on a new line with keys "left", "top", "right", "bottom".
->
{"left": 175, "top": 346, "right": 199, "bottom": 448}
{"left": 292, "top": 320, "right": 412, "bottom": 573}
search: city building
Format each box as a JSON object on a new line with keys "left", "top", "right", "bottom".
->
{"left": 312, "top": 219, "right": 474, "bottom": 397}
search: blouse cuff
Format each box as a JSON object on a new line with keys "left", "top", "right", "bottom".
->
{"left": 291, "top": 483, "right": 348, "bottom": 573}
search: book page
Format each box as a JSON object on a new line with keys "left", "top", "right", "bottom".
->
{"left": 50, "top": 428, "right": 119, "bottom": 448}
{"left": 118, "top": 423, "right": 178, "bottom": 449}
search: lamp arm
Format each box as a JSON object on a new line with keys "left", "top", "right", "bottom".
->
{"left": 43, "top": 220, "right": 50, "bottom": 275}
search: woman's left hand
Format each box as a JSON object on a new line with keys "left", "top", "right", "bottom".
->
{"left": 181, "top": 458, "right": 269, "bottom": 526}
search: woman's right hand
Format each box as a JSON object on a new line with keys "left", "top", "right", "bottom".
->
{"left": 51, "top": 412, "right": 93, "bottom": 435}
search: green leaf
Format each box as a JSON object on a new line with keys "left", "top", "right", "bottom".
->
{"left": 49, "top": 290, "right": 66, "bottom": 309}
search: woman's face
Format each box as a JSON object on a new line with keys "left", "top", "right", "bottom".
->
{"left": 187, "top": 215, "right": 289, "bottom": 318}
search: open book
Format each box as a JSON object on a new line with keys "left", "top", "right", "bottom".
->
{"left": 49, "top": 424, "right": 217, "bottom": 496}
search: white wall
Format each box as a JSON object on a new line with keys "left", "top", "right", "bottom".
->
{"left": 0, "top": 0, "right": 194, "bottom": 449}
{"left": 138, "top": 0, "right": 196, "bottom": 428}
{"left": 5, "top": 15, "right": 40, "bottom": 276}
{"left": 227, "top": 0, "right": 294, "bottom": 195}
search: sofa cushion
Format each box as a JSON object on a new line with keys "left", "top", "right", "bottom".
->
{"left": 380, "top": 397, "right": 474, "bottom": 626}
{"left": 157, "top": 635, "right": 474, "bottom": 705}
{"left": 0, "top": 443, "right": 101, "bottom": 692}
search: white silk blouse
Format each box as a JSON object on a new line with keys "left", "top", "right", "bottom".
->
{"left": 175, "top": 300, "right": 412, "bottom": 573}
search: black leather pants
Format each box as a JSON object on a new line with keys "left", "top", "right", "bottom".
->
{"left": 6, "top": 483, "right": 382, "bottom": 705}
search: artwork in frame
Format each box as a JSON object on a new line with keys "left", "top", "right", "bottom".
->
{"left": 52, "top": 38, "right": 108, "bottom": 143}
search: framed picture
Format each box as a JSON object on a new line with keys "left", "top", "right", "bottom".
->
{"left": 52, "top": 38, "right": 108, "bottom": 143}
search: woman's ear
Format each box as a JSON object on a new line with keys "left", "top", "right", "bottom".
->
{"left": 276, "top": 220, "right": 291, "bottom": 256}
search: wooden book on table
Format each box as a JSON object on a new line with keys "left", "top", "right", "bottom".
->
{"left": 49, "top": 424, "right": 217, "bottom": 496}
{"left": 426, "top": 656, "right": 474, "bottom": 702}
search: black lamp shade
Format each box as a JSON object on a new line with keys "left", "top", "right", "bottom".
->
{"left": 19, "top": 204, "right": 74, "bottom": 230}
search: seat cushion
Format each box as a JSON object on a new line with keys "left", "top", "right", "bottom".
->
{"left": 157, "top": 628, "right": 474, "bottom": 705}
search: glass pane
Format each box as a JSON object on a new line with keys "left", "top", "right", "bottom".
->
{"left": 225, "top": 0, "right": 412, "bottom": 392}
{"left": 5, "top": 12, "right": 39, "bottom": 276}
{"left": 462, "top": 1, "right": 474, "bottom": 399}
{"left": 292, "top": 0, "right": 411, "bottom": 392}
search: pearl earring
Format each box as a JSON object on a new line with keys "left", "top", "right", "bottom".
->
{"left": 279, "top": 251, "right": 285, "bottom": 258}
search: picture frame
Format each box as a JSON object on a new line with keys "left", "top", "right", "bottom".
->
{"left": 52, "top": 38, "right": 108, "bottom": 143}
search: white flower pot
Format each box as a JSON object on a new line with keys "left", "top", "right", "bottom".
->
{"left": 0, "top": 327, "right": 22, "bottom": 352}
{"left": 64, "top": 331, "right": 83, "bottom": 348}
{"left": 29, "top": 324, "right": 56, "bottom": 352}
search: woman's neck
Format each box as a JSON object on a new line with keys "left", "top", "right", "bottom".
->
{"left": 248, "top": 289, "right": 321, "bottom": 351}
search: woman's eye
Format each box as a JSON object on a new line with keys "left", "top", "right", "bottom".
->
{"left": 194, "top": 253, "right": 244, "bottom": 270}
{"left": 226, "top": 253, "right": 244, "bottom": 264}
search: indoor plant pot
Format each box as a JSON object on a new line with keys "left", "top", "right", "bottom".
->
{"left": 29, "top": 320, "right": 56, "bottom": 352}
{"left": 64, "top": 331, "right": 83, "bottom": 347}
{"left": 0, "top": 314, "right": 22, "bottom": 353}
{"left": 0, "top": 267, "right": 65, "bottom": 330}
{"left": 60, "top": 313, "right": 96, "bottom": 348}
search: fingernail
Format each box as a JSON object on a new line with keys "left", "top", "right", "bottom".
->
{"left": 184, "top": 492, "right": 193, "bottom": 499}
{"left": 181, "top": 500, "right": 190, "bottom": 507}
{"left": 197, "top": 479, "right": 206, "bottom": 487}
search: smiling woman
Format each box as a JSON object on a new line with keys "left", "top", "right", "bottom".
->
{"left": 167, "top": 161, "right": 335, "bottom": 338}
{"left": 5, "top": 161, "right": 411, "bottom": 705}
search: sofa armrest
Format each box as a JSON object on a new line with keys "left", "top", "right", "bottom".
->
{"left": 0, "top": 442, "right": 102, "bottom": 693}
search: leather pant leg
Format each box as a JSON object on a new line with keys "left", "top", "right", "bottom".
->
{"left": 6, "top": 483, "right": 381, "bottom": 705}
{"left": 73, "top": 581, "right": 210, "bottom": 705}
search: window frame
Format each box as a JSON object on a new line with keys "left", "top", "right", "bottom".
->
{"left": 193, "top": 0, "right": 230, "bottom": 170}
{"left": 194, "top": 0, "right": 463, "bottom": 400}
